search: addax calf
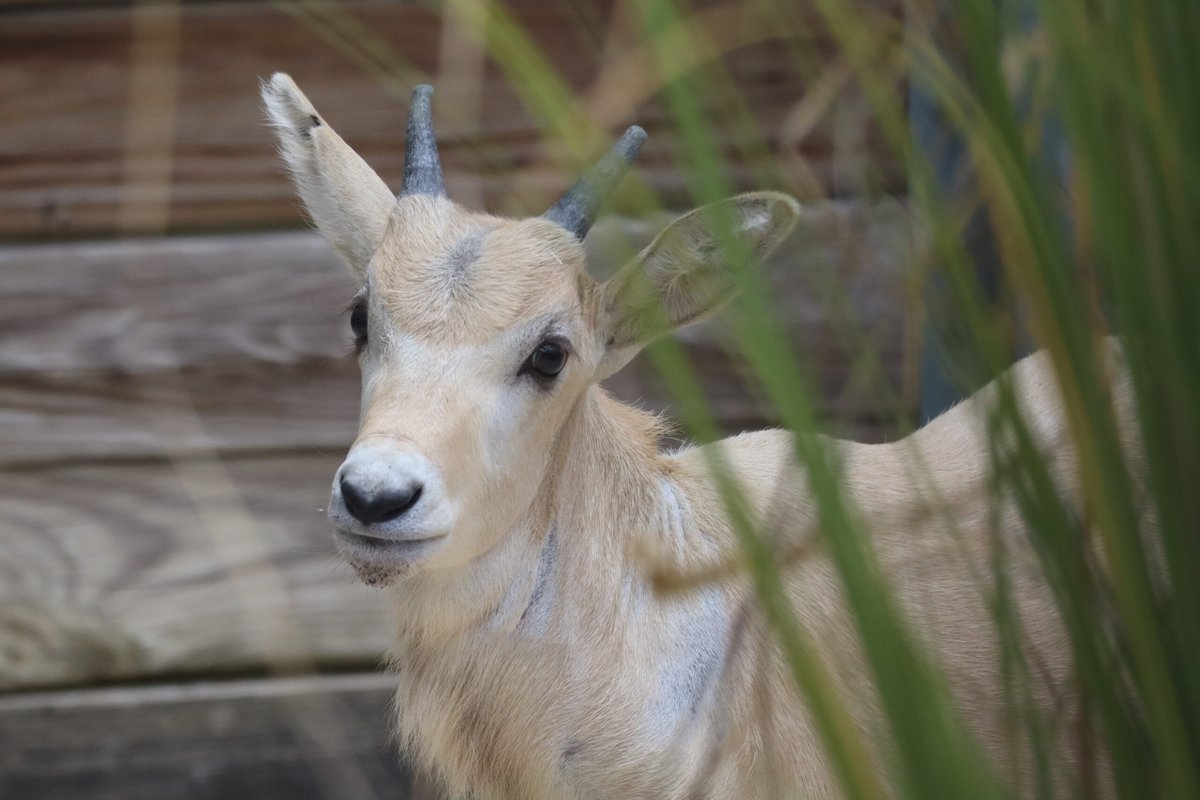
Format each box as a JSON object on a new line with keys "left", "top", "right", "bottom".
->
{"left": 264, "top": 74, "right": 1132, "bottom": 798}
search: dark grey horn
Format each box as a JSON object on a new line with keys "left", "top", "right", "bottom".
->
{"left": 544, "top": 125, "right": 647, "bottom": 240}
{"left": 400, "top": 85, "right": 445, "bottom": 197}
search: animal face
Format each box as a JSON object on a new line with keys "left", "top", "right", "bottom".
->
{"left": 330, "top": 198, "right": 607, "bottom": 580}
{"left": 263, "top": 73, "right": 800, "bottom": 585}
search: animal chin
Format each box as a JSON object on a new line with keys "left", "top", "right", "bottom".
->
{"left": 346, "top": 558, "right": 407, "bottom": 587}
{"left": 335, "top": 530, "right": 445, "bottom": 585}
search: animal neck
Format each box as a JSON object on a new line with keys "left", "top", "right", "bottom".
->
{"left": 389, "top": 385, "right": 667, "bottom": 642}
{"left": 543, "top": 386, "right": 666, "bottom": 547}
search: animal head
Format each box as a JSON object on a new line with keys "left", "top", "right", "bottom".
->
{"left": 263, "top": 73, "right": 799, "bottom": 585}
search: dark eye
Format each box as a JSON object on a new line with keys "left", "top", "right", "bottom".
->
{"left": 522, "top": 340, "right": 568, "bottom": 381}
{"left": 350, "top": 302, "right": 368, "bottom": 352}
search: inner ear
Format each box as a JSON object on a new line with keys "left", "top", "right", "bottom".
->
{"left": 598, "top": 192, "right": 800, "bottom": 370}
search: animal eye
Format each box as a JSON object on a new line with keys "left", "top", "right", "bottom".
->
{"left": 350, "top": 302, "right": 368, "bottom": 351}
{"left": 523, "top": 340, "right": 568, "bottom": 380}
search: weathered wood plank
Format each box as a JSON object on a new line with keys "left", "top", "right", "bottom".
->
{"left": 0, "top": 0, "right": 901, "bottom": 240}
{"left": 0, "top": 453, "right": 394, "bottom": 690}
{"left": 0, "top": 231, "right": 356, "bottom": 375}
{"left": 0, "top": 363, "right": 359, "bottom": 466}
{"left": 0, "top": 203, "right": 913, "bottom": 467}
{"left": 0, "top": 672, "right": 423, "bottom": 800}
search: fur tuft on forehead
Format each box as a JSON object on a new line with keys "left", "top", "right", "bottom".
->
{"left": 369, "top": 195, "right": 594, "bottom": 341}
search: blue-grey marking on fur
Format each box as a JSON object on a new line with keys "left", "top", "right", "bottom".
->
{"left": 519, "top": 528, "right": 558, "bottom": 631}
{"left": 436, "top": 231, "right": 488, "bottom": 280}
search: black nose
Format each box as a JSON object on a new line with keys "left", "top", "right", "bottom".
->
{"left": 340, "top": 478, "right": 423, "bottom": 525}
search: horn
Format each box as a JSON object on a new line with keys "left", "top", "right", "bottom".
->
{"left": 399, "top": 85, "right": 445, "bottom": 197}
{"left": 544, "top": 125, "right": 647, "bottom": 240}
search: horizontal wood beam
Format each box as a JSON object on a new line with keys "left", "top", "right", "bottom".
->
{"left": 0, "top": 671, "right": 424, "bottom": 800}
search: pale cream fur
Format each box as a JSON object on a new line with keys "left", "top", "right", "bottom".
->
{"left": 264, "top": 73, "right": 1133, "bottom": 798}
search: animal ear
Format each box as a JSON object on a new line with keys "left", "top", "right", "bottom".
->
{"left": 262, "top": 72, "right": 395, "bottom": 277}
{"left": 597, "top": 192, "right": 800, "bottom": 375}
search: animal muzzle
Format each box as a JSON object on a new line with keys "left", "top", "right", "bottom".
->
{"left": 329, "top": 438, "right": 449, "bottom": 538}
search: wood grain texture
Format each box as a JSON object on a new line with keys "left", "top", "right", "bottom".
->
{"left": 0, "top": 231, "right": 357, "bottom": 375}
{"left": 0, "top": 453, "right": 394, "bottom": 690}
{"left": 0, "top": 364, "right": 358, "bottom": 466}
{"left": 0, "top": 672, "right": 424, "bottom": 800}
{"left": 0, "top": 0, "right": 902, "bottom": 240}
